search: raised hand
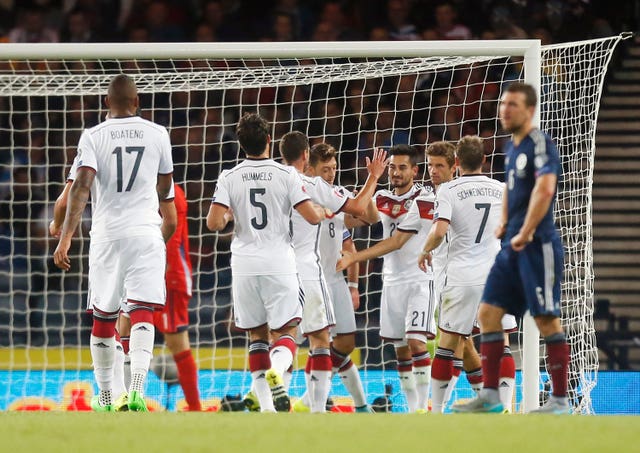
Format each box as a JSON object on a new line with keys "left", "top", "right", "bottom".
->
{"left": 365, "top": 148, "right": 389, "bottom": 180}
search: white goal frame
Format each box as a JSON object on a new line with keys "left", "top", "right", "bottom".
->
{"left": 2, "top": 37, "right": 597, "bottom": 414}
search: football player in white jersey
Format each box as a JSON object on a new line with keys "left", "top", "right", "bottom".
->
{"left": 337, "top": 144, "right": 441, "bottom": 412}
{"left": 291, "top": 142, "right": 376, "bottom": 413}
{"left": 207, "top": 113, "right": 325, "bottom": 413}
{"left": 279, "top": 131, "right": 387, "bottom": 413}
{"left": 53, "top": 74, "right": 176, "bottom": 412}
{"left": 419, "top": 136, "right": 516, "bottom": 412}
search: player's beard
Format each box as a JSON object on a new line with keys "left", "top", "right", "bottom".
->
{"left": 392, "top": 176, "right": 412, "bottom": 192}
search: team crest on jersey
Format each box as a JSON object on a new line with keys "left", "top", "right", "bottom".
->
{"left": 404, "top": 199, "right": 413, "bottom": 210}
{"left": 516, "top": 153, "right": 527, "bottom": 178}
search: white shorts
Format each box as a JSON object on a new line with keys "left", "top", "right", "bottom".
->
{"left": 380, "top": 280, "right": 436, "bottom": 341}
{"left": 438, "top": 284, "right": 483, "bottom": 336}
{"left": 232, "top": 273, "right": 303, "bottom": 331}
{"left": 501, "top": 314, "right": 518, "bottom": 332}
{"left": 327, "top": 279, "right": 356, "bottom": 335}
{"left": 472, "top": 311, "right": 519, "bottom": 334}
{"left": 300, "top": 278, "right": 335, "bottom": 335}
{"left": 88, "top": 235, "right": 166, "bottom": 314}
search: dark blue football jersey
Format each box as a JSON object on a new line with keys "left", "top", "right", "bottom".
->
{"left": 504, "top": 128, "right": 561, "bottom": 242}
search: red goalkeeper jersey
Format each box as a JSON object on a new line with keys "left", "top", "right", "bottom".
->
{"left": 165, "top": 184, "right": 193, "bottom": 296}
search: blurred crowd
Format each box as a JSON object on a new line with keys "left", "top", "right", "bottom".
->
{"left": 0, "top": 0, "right": 633, "bottom": 46}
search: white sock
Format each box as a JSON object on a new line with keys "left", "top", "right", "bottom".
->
{"left": 112, "top": 341, "right": 127, "bottom": 398}
{"left": 443, "top": 373, "right": 460, "bottom": 407}
{"left": 499, "top": 377, "right": 515, "bottom": 412}
{"left": 431, "top": 378, "right": 451, "bottom": 413}
{"left": 90, "top": 334, "right": 115, "bottom": 404}
{"left": 309, "top": 350, "right": 332, "bottom": 413}
{"left": 413, "top": 365, "right": 431, "bottom": 411}
{"left": 283, "top": 368, "right": 293, "bottom": 392}
{"left": 310, "top": 369, "right": 331, "bottom": 413}
{"left": 398, "top": 369, "right": 418, "bottom": 412}
{"left": 301, "top": 370, "right": 311, "bottom": 406}
{"left": 338, "top": 363, "right": 367, "bottom": 407}
{"left": 270, "top": 346, "right": 293, "bottom": 376}
{"left": 123, "top": 355, "right": 131, "bottom": 390}
{"left": 128, "top": 321, "right": 154, "bottom": 393}
{"left": 252, "top": 370, "right": 276, "bottom": 412}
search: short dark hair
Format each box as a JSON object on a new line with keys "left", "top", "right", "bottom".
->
{"left": 456, "top": 136, "right": 484, "bottom": 171}
{"left": 279, "top": 130, "right": 309, "bottom": 164}
{"left": 388, "top": 144, "right": 418, "bottom": 166}
{"left": 309, "top": 143, "right": 336, "bottom": 168}
{"left": 505, "top": 82, "right": 537, "bottom": 108}
{"left": 236, "top": 112, "right": 270, "bottom": 156}
{"left": 426, "top": 141, "right": 455, "bottom": 167}
{"left": 107, "top": 74, "right": 137, "bottom": 109}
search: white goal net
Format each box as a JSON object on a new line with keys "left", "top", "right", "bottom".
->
{"left": 0, "top": 36, "right": 623, "bottom": 413}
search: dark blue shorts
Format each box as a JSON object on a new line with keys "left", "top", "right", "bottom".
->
{"left": 482, "top": 236, "right": 564, "bottom": 318}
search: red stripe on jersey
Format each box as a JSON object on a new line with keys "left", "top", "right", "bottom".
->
{"left": 376, "top": 191, "right": 422, "bottom": 219}
{"left": 416, "top": 199, "right": 435, "bottom": 220}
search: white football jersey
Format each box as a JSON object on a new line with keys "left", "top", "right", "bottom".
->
{"left": 397, "top": 191, "right": 440, "bottom": 280}
{"left": 435, "top": 175, "right": 504, "bottom": 285}
{"left": 213, "top": 158, "right": 309, "bottom": 276}
{"left": 68, "top": 153, "right": 175, "bottom": 199}
{"left": 374, "top": 184, "right": 433, "bottom": 285}
{"left": 318, "top": 185, "right": 352, "bottom": 285}
{"left": 292, "top": 175, "right": 349, "bottom": 280}
{"left": 76, "top": 116, "right": 173, "bottom": 243}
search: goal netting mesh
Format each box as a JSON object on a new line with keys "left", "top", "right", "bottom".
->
{"left": 0, "top": 36, "right": 622, "bottom": 413}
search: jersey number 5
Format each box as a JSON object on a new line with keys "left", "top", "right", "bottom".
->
{"left": 113, "top": 146, "right": 145, "bottom": 192}
{"left": 250, "top": 188, "right": 268, "bottom": 230}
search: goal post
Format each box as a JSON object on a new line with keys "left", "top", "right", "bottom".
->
{"left": 0, "top": 36, "right": 624, "bottom": 413}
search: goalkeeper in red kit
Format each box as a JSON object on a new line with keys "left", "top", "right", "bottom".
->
{"left": 152, "top": 182, "right": 202, "bottom": 411}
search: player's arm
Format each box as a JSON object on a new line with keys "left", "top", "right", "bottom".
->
{"left": 49, "top": 180, "right": 72, "bottom": 238}
{"left": 53, "top": 167, "right": 95, "bottom": 270}
{"left": 157, "top": 173, "right": 173, "bottom": 202}
{"left": 159, "top": 198, "right": 177, "bottom": 243}
{"left": 343, "top": 236, "right": 361, "bottom": 310}
{"left": 495, "top": 185, "right": 508, "bottom": 239}
{"left": 347, "top": 198, "right": 379, "bottom": 226}
{"left": 336, "top": 229, "right": 412, "bottom": 271}
{"left": 206, "top": 202, "right": 234, "bottom": 231}
{"left": 418, "top": 220, "right": 449, "bottom": 272}
{"left": 511, "top": 173, "right": 557, "bottom": 251}
{"left": 295, "top": 200, "right": 325, "bottom": 225}
{"left": 341, "top": 149, "right": 388, "bottom": 217}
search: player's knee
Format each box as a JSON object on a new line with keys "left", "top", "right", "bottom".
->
{"left": 477, "top": 303, "right": 502, "bottom": 330}
{"left": 129, "top": 304, "right": 154, "bottom": 325}
{"left": 406, "top": 334, "right": 427, "bottom": 353}
{"left": 332, "top": 335, "right": 355, "bottom": 355}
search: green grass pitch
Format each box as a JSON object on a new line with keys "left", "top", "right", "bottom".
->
{"left": 1, "top": 412, "right": 639, "bottom": 452}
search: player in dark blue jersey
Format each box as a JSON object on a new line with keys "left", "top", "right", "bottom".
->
{"left": 452, "top": 82, "right": 570, "bottom": 414}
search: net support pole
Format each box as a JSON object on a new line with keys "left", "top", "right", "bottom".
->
{"left": 522, "top": 40, "right": 542, "bottom": 413}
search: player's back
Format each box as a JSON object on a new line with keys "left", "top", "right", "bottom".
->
{"left": 77, "top": 116, "right": 173, "bottom": 242}
{"left": 435, "top": 175, "right": 503, "bottom": 285}
{"left": 217, "top": 159, "right": 307, "bottom": 276}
